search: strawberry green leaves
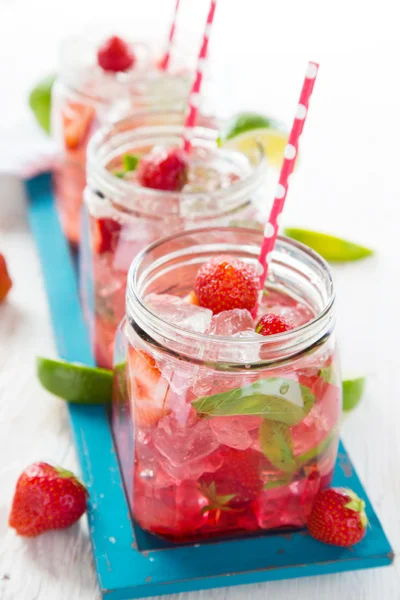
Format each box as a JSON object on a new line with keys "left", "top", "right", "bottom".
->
{"left": 192, "top": 378, "right": 315, "bottom": 425}
{"left": 199, "top": 482, "right": 236, "bottom": 516}
{"left": 284, "top": 228, "right": 374, "bottom": 262}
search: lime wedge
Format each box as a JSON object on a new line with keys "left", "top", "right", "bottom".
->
{"left": 29, "top": 74, "right": 56, "bottom": 135}
{"left": 36, "top": 357, "right": 113, "bottom": 404}
{"left": 221, "top": 112, "right": 288, "bottom": 169}
{"left": 223, "top": 128, "right": 288, "bottom": 169}
{"left": 342, "top": 377, "right": 366, "bottom": 412}
{"left": 222, "top": 112, "right": 284, "bottom": 140}
{"left": 284, "top": 228, "right": 374, "bottom": 262}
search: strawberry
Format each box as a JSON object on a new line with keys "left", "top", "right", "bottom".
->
{"left": 195, "top": 256, "right": 259, "bottom": 315}
{"left": 307, "top": 487, "right": 368, "bottom": 547}
{"left": 200, "top": 448, "right": 263, "bottom": 509}
{"left": 92, "top": 217, "right": 122, "bottom": 254}
{"left": 97, "top": 36, "right": 135, "bottom": 72}
{"left": 136, "top": 148, "right": 188, "bottom": 192}
{"left": 9, "top": 463, "right": 87, "bottom": 537}
{"left": 128, "top": 348, "right": 170, "bottom": 426}
{"left": 0, "top": 254, "right": 12, "bottom": 302}
{"left": 62, "top": 102, "right": 95, "bottom": 150}
{"left": 256, "top": 313, "right": 293, "bottom": 336}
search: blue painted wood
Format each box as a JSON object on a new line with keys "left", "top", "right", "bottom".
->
{"left": 25, "top": 173, "right": 394, "bottom": 600}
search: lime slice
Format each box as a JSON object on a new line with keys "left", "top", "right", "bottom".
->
{"left": 37, "top": 357, "right": 113, "bottom": 404}
{"left": 223, "top": 128, "right": 288, "bottom": 169}
{"left": 284, "top": 228, "right": 374, "bottom": 262}
{"left": 29, "top": 74, "right": 56, "bottom": 135}
{"left": 221, "top": 111, "right": 288, "bottom": 169}
{"left": 342, "top": 377, "right": 366, "bottom": 412}
{"left": 222, "top": 112, "right": 284, "bottom": 140}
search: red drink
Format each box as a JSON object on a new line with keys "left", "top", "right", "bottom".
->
{"left": 112, "top": 228, "right": 341, "bottom": 542}
{"left": 51, "top": 34, "right": 195, "bottom": 245}
{"left": 81, "top": 115, "right": 267, "bottom": 368}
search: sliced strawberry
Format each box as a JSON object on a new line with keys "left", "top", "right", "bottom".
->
{"left": 92, "top": 218, "right": 122, "bottom": 254}
{"left": 183, "top": 291, "right": 200, "bottom": 305}
{"left": 128, "top": 348, "right": 170, "bottom": 427}
{"left": 62, "top": 102, "right": 95, "bottom": 150}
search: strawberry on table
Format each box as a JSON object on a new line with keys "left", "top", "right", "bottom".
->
{"left": 9, "top": 463, "right": 87, "bottom": 537}
{"left": 0, "top": 254, "right": 12, "bottom": 302}
{"left": 256, "top": 313, "right": 293, "bottom": 336}
{"left": 128, "top": 348, "right": 170, "bottom": 427}
{"left": 195, "top": 255, "right": 259, "bottom": 315}
{"left": 307, "top": 487, "right": 368, "bottom": 547}
{"left": 97, "top": 36, "right": 135, "bottom": 72}
{"left": 137, "top": 147, "right": 188, "bottom": 191}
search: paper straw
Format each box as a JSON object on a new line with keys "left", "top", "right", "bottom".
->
{"left": 258, "top": 61, "right": 319, "bottom": 289}
{"left": 159, "top": 0, "right": 181, "bottom": 71}
{"left": 182, "top": 0, "right": 217, "bottom": 154}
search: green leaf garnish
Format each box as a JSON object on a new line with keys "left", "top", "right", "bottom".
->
{"left": 319, "top": 364, "right": 340, "bottom": 386}
{"left": 342, "top": 377, "right": 366, "bottom": 412}
{"left": 263, "top": 474, "right": 294, "bottom": 490}
{"left": 192, "top": 378, "right": 315, "bottom": 426}
{"left": 114, "top": 170, "right": 126, "bottom": 179}
{"left": 284, "top": 228, "right": 374, "bottom": 262}
{"left": 259, "top": 421, "right": 297, "bottom": 472}
{"left": 122, "top": 153, "right": 139, "bottom": 172}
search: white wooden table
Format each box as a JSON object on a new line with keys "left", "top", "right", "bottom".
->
{"left": 1, "top": 0, "right": 399, "bottom": 598}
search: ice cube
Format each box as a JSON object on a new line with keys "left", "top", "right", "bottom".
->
{"left": 146, "top": 293, "right": 212, "bottom": 333}
{"left": 210, "top": 417, "right": 253, "bottom": 450}
{"left": 207, "top": 309, "right": 255, "bottom": 336}
{"left": 153, "top": 414, "right": 219, "bottom": 467}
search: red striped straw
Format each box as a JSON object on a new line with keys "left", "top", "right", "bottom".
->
{"left": 182, "top": 0, "right": 217, "bottom": 154}
{"left": 258, "top": 61, "right": 319, "bottom": 289}
{"left": 159, "top": 0, "right": 181, "bottom": 71}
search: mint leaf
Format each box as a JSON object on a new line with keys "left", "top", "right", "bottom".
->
{"left": 319, "top": 364, "right": 340, "bottom": 386}
{"left": 264, "top": 474, "right": 294, "bottom": 490}
{"left": 192, "top": 378, "right": 315, "bottom": 426}
{"left": 259, "top": 420, "right": 297, "bottom": 472}
{"left": 122, "top": 153, "right": 139, "bottom": 172}
{"left": 114, "top": 170, "right": 126, "bottom": 179}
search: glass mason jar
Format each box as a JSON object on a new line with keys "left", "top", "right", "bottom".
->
{"left": 81, "top": 113, "right": 267, "bottom": 369}
{"left": 51, "top": 34, "right": 198, "bottom": 245}
{"left": 111, "top": 227, "right": 341, "bottom": 543}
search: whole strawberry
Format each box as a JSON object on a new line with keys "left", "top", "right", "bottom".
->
{"left": 9, "top": 462, "right": 88, "bottom": 537}
{"left": 200, "top": 448, "right": 263, "bottom": 511}
{"left": 195, "top": 255, "right": 259, "bottom": 314}
{"left": 307, "top": 487, "right": 368, "bottom": 547}
{"left": 256, "top": 313, "right": 292, "bottom": 336}
{"left": 97, "top": 36, "right": 135, "bottom": 72}
{"left": 137, "top": 147, "right": 188, "bottom": 192}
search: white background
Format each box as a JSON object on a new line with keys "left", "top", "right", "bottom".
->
{"left": 0, "top": 0, "right": 399, "bottom": 598}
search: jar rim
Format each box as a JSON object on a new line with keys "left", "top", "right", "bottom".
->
{"left": 58, "top": 34, "right": 192, "bottom": 102}
{"left": 86, "top": 115, "right": 267, "bottom": 219}
{"left": 126, "top": 227, "right": 335, "bottom": 366}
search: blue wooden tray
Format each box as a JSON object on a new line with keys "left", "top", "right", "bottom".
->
{"left": 25, "top": 173, "right": 393, "bottom": 600}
